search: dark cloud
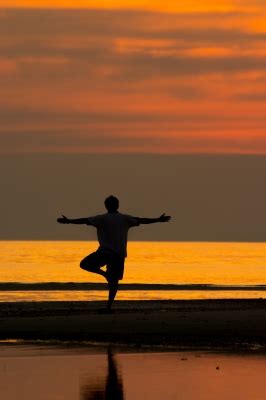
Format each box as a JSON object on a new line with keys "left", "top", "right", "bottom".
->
{"left": 1, "top": 46, "right": 266, "bottom": 88}
{"left": 0, "top": 107, "right": 265, "bottom": 126}
{"left": 116, "top": 54, "right": 266, "bottom": 81}
{"left": 1, "top": 123, "right": 266, "bottom": 154}
{"left": 235, "top": 92, "right": 266, "bottom": 101}
{"left": 0, "top": 8, "right": 251, "bottom": 38}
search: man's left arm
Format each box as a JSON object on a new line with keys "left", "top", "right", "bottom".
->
{"left": 138, "top": 213, "right": 171, "bottom": 225}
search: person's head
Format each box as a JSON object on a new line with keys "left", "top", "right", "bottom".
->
{"left": 104, "top": 195, "right": 119, "bottom": 212}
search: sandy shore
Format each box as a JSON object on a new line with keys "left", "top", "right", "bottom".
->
{"left": 1, "top": 299, "right": 266, "bottom": 349}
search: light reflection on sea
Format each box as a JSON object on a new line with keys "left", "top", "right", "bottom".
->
{"left": 0, "top": 241, "right": 266, "bottom": 301}
{"left": 1, "top": 290, "right": 266, "bottom": 302}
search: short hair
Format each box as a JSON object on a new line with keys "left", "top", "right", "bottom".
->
{"left": 104, "top": 195, "right": 119, "bottom": 211}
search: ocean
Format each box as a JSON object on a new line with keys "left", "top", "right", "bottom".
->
{"left": 1, "top": 241, "right": 266, "bottom": 301}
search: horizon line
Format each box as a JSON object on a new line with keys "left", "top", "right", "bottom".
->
{"left": 0, "top": 240, "right": 265, "bottom": 244}
{"left": 1, "top": 151, "right": 266, "bottom": 157}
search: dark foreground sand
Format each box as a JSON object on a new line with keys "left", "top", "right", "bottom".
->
{"left": 1, "top": 300, "right": 266, "bottom": 349}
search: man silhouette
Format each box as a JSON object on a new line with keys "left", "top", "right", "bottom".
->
{"left": 57, "top": 195, "right": 171, "bottom": 312}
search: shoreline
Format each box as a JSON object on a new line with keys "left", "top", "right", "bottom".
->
{"left": 1, "top": 299, "right": 266, "bottom": 350}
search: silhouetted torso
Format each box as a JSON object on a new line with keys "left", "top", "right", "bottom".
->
{"left": 87, "top": 212, "right": 139, "bottom": 257}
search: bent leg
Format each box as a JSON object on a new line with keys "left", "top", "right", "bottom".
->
{"left": 80, "top": 252, "right": 107, "bottom": 279}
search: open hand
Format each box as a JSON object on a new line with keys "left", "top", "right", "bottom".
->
{"left": 158, "top": 213, "right": 171, "bottom": 222}
{"left": 57, "top": 214, "right": 69, "bottom": 224}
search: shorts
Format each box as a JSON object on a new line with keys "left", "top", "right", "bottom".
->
{"left": 80, "top": 248, "right": 125, "bottom": 281}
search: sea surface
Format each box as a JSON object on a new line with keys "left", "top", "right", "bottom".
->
{"left": 1, "top": 241, "right": 266, "bottom": 301}
{"left": 1, "top": 345, "right": 266, "bottom": 400}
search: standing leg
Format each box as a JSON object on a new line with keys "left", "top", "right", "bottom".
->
{"left": 105, "top": 255, "right": 124, "bottom": 311}
{"left": 106, "top": 279, "right": 119, "bottom": 312}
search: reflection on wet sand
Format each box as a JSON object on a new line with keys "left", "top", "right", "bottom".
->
{"left": 80, "top": 349, "right": 124, "bottom": 400}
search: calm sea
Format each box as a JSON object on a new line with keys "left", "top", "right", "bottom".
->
{"left": 1, "top": 241, "right": 266, "bottom": 301}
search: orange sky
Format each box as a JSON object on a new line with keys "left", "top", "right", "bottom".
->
{"left": 0, "top": 1, "right": 265, "bottom": 154}
{"left": 0, "top": 0, "right": 250, "bottom": 11}
{"left": 2, "top": 0, "right": 266, "bottom": 13}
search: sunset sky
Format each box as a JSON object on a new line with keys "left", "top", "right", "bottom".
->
{"left": 0, "top": 1, "right": 265, "bottom": 240}
{"left": 1, "top": 0, "right": 266, "bottom": 154}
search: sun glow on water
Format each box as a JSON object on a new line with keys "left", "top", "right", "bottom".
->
{"left": 1, "top": 241, "right": 266, "bottom": 301}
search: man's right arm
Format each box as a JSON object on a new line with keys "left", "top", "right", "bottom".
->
{"left": 57, "top": 215, "right": 89, "bottom": 225}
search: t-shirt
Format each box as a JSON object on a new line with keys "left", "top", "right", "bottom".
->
{"left": 86, "top": 212, "right": 140, "bottom": 257}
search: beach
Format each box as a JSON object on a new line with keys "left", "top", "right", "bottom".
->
{"left": 1, "top": 299, "right": 266, "bottom": 349}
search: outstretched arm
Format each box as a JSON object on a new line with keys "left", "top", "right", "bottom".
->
{"left": 57, "top": 215, "right": 88, "bottom": 225}
{"left": 138, "top": 213, "right": 171, "bottom": 225}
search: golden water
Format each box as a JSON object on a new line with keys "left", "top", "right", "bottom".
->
{"left": 1, "top": 241, "right": 266, "bottom": 301}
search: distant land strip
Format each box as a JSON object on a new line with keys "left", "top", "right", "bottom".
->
{"left": 0, "top": 283, "right": 266, "bottom": 291}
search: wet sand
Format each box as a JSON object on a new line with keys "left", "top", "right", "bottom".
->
{"left": 0, "top": 299, "right": 266, "bottom": 349}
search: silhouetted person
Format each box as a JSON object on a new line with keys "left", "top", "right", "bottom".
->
{"left": 80, "top": 349, "right": 124, "bottom": 400}
{"left": 57, "top": 195, "right": 171, "bottom": 311}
